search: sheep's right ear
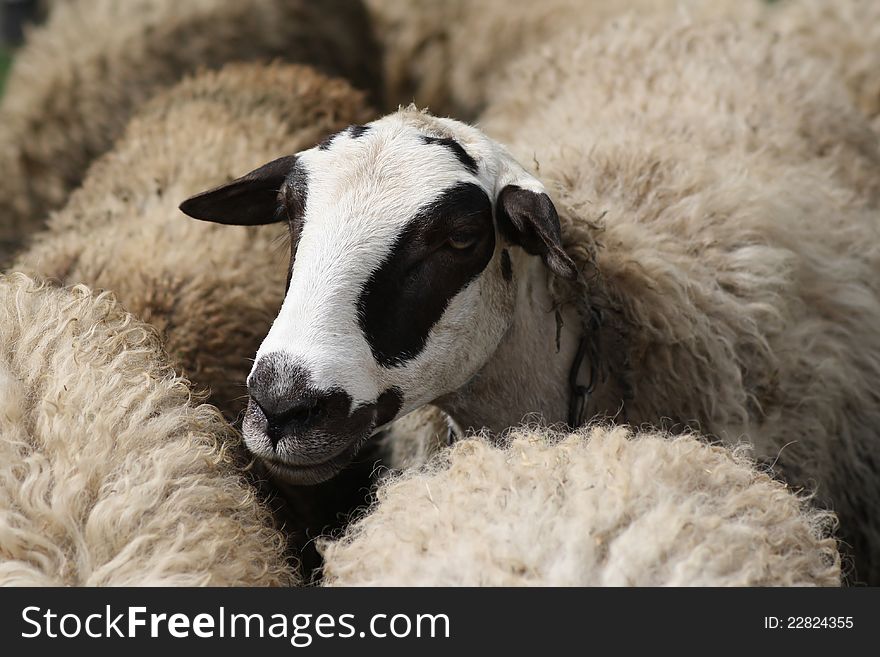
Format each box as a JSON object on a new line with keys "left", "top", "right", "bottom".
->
{"left": 178, "top": 155, "right": 296, "bottom": 225}
{"left": 496, "top": 184, "right": 578, "bottom": 281}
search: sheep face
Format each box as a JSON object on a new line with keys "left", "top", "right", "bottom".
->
{"left": 180, "top": 111, "right": 575, "bottom": 484}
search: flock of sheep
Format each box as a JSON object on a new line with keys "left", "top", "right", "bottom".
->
{"left": 1, "top": 0, "right": 879, "bottom": 587}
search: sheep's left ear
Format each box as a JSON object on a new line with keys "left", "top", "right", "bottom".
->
{"left": 178, "top": 155, "right": 296, "bottom": 225}
{"left": 495, "top": 185, "right": 578, "bottom": 280}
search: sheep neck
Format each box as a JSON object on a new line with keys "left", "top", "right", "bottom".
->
{"left": 435, "top": 256, "right": 587, "bottom": 434}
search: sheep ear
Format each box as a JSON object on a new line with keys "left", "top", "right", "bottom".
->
{"left": 178, "top": 155, "right": 296, "bottom": 225}
{"left": 495, "top": 184, "right": 577, "bottom": 280}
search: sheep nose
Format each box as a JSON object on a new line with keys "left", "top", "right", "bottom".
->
{"left": 252, "top": 393, "right": 327, "bottom": 448}
{"left": 247, "top": 356, "right": 329, "bottom": 447}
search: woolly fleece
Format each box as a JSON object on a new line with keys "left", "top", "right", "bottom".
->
{"left": 0, "top": 273, "right": 297, "bottom": 586}
{"left": 365, "top": 0, "right": 764, "bottom": 119}
{"left": 322, "top": 426, "right": 841, "bottom": 586}
{"left": 474, "top": 13, "right": 880, "bottom": 584}
{"left": 0, "top": 0, "right": 380, "bottom": 263}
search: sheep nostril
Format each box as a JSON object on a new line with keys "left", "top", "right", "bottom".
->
{"left": 253, "top": 395, "right": 326, "bottom": 448}
{"left": 276, "top": 397, "right": 323, "bottom": 427}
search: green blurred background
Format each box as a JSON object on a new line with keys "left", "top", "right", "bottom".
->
{"left": 0, "top": 47, "right": 12, "bottom": 96}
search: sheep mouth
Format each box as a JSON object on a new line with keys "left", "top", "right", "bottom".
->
{"left": 253, "top": 433, "right": 369, "bottom": 486}
{"left": 260, "top": 454, "right": 348, "bottom": 485}
{"left": 241, "top": 390, "right": 380, "bottom": 485}
{"left": 242, "top": 385, "right": 404, "bottom": 485}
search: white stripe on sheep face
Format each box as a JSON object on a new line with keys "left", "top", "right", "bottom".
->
{"left": 180, "top": 111, "right": 576, "bottom": 484}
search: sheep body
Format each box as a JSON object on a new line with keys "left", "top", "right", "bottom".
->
{"left": 0, "top": 0, "right": 380, "bottom": 264}
{"left": 0, "top": 273, "right": 296, "bottom": 586}
{"left": 483, "top": 13, "right": 880, "bottom": 205}
{"left": 471, "top": 14, "right": 880, "bottom": 581}
{"left": 368, "top": 0, "right": 880, "bottom": 167}
{"left": 322, "top": 425, "right": 841, "bottom": 586}
{"left": 366, "top": 0, "right": 765, "bottom": 119}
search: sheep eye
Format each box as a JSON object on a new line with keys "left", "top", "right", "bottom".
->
{"left": 446, "top": 233, "right": 478, "bottom": 250}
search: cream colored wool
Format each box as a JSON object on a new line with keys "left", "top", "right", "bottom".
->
{"left": 322, "top": 426, "right": 841, "bottom": 586}
{"left": 378, "top": 405, "right": 451, "bottom": 471}
{"left": 0, "top": 0, "right": 380, "bottom": 264}
{"left": 484, "top": 15, "right": 880, "bottom": 205}
{"left": 0, "top": 273, "right": 297, "bottom": 586}
{"left": 365, "top": 0, "right": 763, "bottom": 119}
{"left": 471, "top": 14, "right": 880, "bottom": 582}
{"left": 766, "top": 0, "right": 880, "bottom": 132}
{"left": 367, "top": 1, "right": 880, "bottom": 179}
{"left": 15, "top": 63, "right": 374, "bottom": 419}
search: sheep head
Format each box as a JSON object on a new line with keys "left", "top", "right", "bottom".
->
{"left": 179, "top": 109, "right": 575, "bottom": 484}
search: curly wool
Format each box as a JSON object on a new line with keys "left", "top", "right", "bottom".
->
{"left": 367, "top": 0, "right": 880, "bottom": 169}
{"left": 377, "top": 404, "right": 451, "bottom": 471}
{"left": 766, "top": 0, "right": 880, "bottom": 132}
{"left": 0, "top": 0, "right": 380, "bottom": 264}
{"left": 479, "top": 14, "right": 880, "bottom": 582}
{"left": 365, "top": 0, "right": 764, "bottom": 119}
{"left": 15, "top": 63, "right": 374, "bottom": 419}
{"left": 0, "top": 273, "right": 296, "bottom": 586}
{"left": 321, "top": 425, "right": 841, "bottom": 586}
{"left": 484, "top": 14, "right": 880, "bottom": 207}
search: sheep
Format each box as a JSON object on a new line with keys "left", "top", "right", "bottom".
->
{"left": 365, "top": 0, "right": 767, "bottom": 119}
{"left": 0, "top": 272, "right": 297, "bottom": 586}
{"left": 0, "top": 0, "right": 381, "bottom": 265}
{"left": 365, "top": 0, "right": 880, "bottom": 203}
{"left": 180, "top": 13, "right": 880, "bottom": 583}
{"left": 367, "top": 1, "right": 880, "bottom": 169}
{"left": 476, "top": 12, "right": 880, "bottom": 587}
{"left": 321, "top": 425, "right": 841, "bottom": 586}
{"left": 481, "top": 14, "right": 880, "bottom": 580}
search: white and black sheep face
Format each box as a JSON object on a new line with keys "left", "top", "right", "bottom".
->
{"left": 180, "top": 112, "right": 576, "bottom": 484}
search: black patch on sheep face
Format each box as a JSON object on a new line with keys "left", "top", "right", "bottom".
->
{"left": 318, "top": 124, "right": 371, "bottom": 151}
{"left": 283, "top": 161, "right": 309, "bottom": 220}
{"left": 357, "top": 182, "right": 494, "bottom": 368}
{"left": 421, "top": 135, "right": 478, "bottom": 174}
{"left": 245, "top": 353, "right": 391, "bottom": 485}
{"left": 282, "top": 162, "right": 309, "bottom": 293}
{"left": 348, "top": 124, "right": 371, "bottom": 139}
{"left": 501, "top": 248, "right": 512, "bottom": 282}
{"left": 375, "top": 387, "right": 404, "bottom": 427}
